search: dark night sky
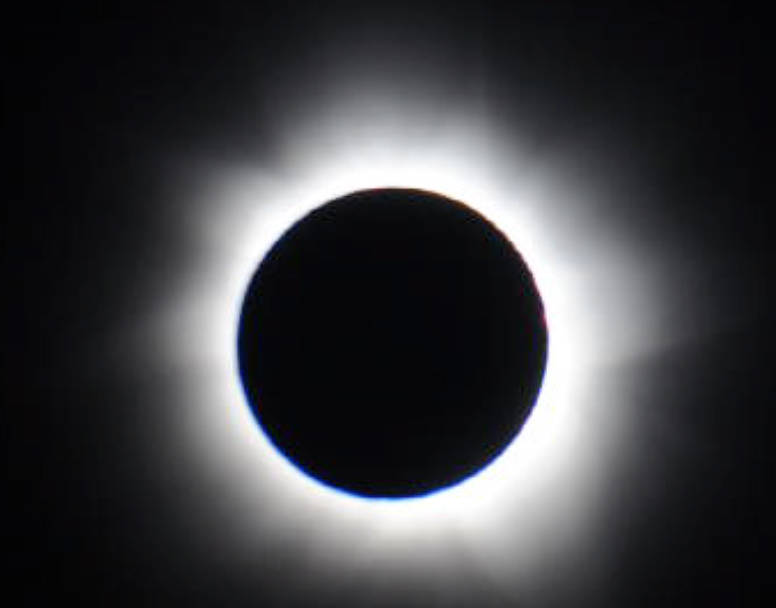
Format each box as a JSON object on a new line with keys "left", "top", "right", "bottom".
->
{"left": 9, "top": 2, "right": 773, "bottom": 606}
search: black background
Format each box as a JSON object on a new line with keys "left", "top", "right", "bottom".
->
{"left": 10, "top": 2, "right": 773, "bottom": 605}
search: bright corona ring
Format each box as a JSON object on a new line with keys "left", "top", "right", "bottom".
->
{"left": 147, "top": 93, "right": 666, "bottom": 597}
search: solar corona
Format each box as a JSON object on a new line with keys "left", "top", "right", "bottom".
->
{"left": 148, "top": 80, "right": 670, "bottom": 601}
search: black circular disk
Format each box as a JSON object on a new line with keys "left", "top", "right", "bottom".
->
{"left": 238, "top": 188, "right": 548, "bottom": 498}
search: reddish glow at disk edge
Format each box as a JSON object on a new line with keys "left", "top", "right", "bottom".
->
{"left": 137, "top": 85, "right": 675, "bottom": 602}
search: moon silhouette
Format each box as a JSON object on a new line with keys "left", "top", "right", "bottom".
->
{"left": 237, "top": 188, "right": 548, "bottom": 498}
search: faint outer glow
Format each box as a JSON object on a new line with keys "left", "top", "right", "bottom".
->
{"left": 139, "top": 84, "right": 670, "bottom": 601}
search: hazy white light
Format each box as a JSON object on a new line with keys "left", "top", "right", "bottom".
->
{"left": 136, "top": 76, "right": 671, "bottom": 602}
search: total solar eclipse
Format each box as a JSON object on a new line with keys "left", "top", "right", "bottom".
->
{"left": 237, "top": 188, "right": 548, "bottom": 498}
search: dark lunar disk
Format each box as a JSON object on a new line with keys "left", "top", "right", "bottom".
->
{"left": 238, "top": 188, "right": 548, "bottom": 498}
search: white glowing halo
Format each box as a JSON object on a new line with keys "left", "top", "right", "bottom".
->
{"left": 143, "top": 99, "right": 666, "bottom": 596}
